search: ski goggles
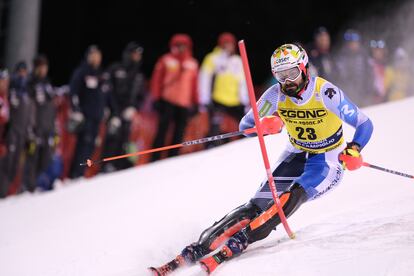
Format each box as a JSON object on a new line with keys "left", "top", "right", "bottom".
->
{"left": 370, "top": 40, "right": 386, "bottom": 49}
{"left": 344, "top": 31, "right": 360, "bottom": 42}
{"left": 274, "top": 66, "right": 301, "bottom": 83}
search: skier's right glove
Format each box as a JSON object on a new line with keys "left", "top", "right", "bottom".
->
{"left": 339, "top": 142, "right": 363, "bottom": 171}
{"left": 260, "top": 115, "right": 284, "bottom": 135}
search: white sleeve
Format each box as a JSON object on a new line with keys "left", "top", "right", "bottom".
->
{"left": 320, "top": 81, "right": 368, "bottom": 128}
{"left": 320, "top": 80, "right": 373, "bottom": 149}
{"left": 198, "top": 56, "right": 215, "bottom": 106}
{"left": 238, "top": 76, "right": 249, "bottom": 107}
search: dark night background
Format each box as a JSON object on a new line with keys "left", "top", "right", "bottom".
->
{"left": 39, "top": 0, "right": 406, "bottom": 86}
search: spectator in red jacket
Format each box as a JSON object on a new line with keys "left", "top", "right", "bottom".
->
{"left": 0, "top": 67, "right": 10, "bottom": 197}
{"left": 150, "top": 33, "right": 199, "bottom": 161}
{"left": 0, "top": 68, "right": 9, "bottom": 145}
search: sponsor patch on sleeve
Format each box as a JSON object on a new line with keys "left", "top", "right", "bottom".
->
{"left": 259, "top": 100, "right": 272, "bottom": 117}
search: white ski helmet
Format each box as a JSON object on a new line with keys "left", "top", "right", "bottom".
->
{"left": 270, "top": 44, "right": 309, "bottom": 96}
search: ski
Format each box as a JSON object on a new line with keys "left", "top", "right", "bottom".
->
{"left": 149, "top": 244, "right": 234, "bottom": 275}
{"left": 199, "top": 245, "right": 233, "bottom": 274}
{"left": 148, "top": 255, "right": 185, "bottom": 276}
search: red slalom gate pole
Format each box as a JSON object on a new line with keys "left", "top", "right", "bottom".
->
{"left": 238, "top": 40, "right": 295, "bottom": 239}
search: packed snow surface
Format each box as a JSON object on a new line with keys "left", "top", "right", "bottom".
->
{"left": 1, "top": 98, "right": 414, "bottom": 276}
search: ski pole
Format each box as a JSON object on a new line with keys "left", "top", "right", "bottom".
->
{"left": 362, "top": 162, "right": 414, "bottom": 179}
{"left": 239, "top": 40, "right": 295, "bottom": 239}
{"left": 80, "top": 127, "right": 257, "bottom": 167}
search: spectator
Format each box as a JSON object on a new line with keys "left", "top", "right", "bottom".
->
{"left": 1, "top": 62, "right": 35, "bottom": 194}
{"left": 23, "top": 54, "right": 57, "bottom": 192}
{"left": 368, "top": 39, "right": 389, "bottom": 104}
{"left": 54, "top": 85, "right": 75, "bottom": 180}
{"left": 0, "top": 67, "right": 10, "bottom": 197}
{"left": 335, "top": 29, "right": 374, "bottom": 107}
{"left": 198, "top": 32, "right": 249, "bottom": 148}
{"left": 385, "top": 47, "right": 411, "bottom": 101}
{"left": 0, "top": 67, "right": 9, "bottom": 154}
{"left": 69, "top": 45, "right": 109, "bottom": 178}
{"left": 150, "top": 33, "right": 199, "bottom": 161}
{"left": 308, "top": 26, "right": 337, "bottom": 81}
{"left": 101, "top": 41, "right": 146, "bottom": 172}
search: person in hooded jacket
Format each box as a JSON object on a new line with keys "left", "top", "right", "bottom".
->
{"left": 307, "top": 26, "right": 337, "bottom": 82}
{"left": 150, "top": 34, "right": 199, "bottom": 162}
{"left": 198, "top": 32, "right": 249, "bottom": 148}
{"left": 100, "top": 42, "right": 146, "bottom": 172}
{"left": 69, "top": 45, "right": 110, "bottom": 178}
{"left": 335, "top": 29, "right": 374, "bottom": 107}
{"left": 22, "top": 54, "right": 57, "bottom": 192}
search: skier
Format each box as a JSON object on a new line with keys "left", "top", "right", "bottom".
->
{"left": 149, "top": 43, "right": 373, "bottom": 275}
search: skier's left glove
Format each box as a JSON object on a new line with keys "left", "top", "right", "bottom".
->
{"left": 260, "top": 115, "right": 284, "bottom": 135}
{"left": 339, "top": 142, "right": 363, "bottom": 171}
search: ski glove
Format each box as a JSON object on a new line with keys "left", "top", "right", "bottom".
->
{"left": 339, "top": 142, "right": 363, "bottom": 170}
{"left": 260, "top": 115, "right": 284, "bottom": 135}
{"left": 108, "top": 116, "right": 121, "bottom": 135}
{"left": 67, "top": 111, "right": 84, "bottom": 133}
{"left": 122, "top": 106, "right": 136, "bottom": 121}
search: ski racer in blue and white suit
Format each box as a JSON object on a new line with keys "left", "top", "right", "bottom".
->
{"left": 240, "top": 74, "right": 373, "bottom": 210}
{"left": 167, "top": 43, "right": 374, "bottom": 272}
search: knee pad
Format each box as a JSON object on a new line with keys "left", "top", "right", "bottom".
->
{"left": 198, "top": 201, "right": 261, "bottom": 251}
{"left": 246, "top": 183, "right": 308, "bottom": 243}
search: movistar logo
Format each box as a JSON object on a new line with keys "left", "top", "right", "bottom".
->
{"left": 340, "top": 105, "right": 355, "bottom": 116}
{"left": 279, "top": 108, "right": 327, "bottom": 119}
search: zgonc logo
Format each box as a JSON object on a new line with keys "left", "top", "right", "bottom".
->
{"left": 279, "top": 109, "right": 327, "bottom": 119}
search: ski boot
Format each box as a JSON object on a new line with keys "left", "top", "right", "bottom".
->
{"left": 199, "top": 230, "right": 249, "bottom": 274}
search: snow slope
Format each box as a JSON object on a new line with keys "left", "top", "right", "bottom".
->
{"left": 1, "top": 98, "right": 414, "bottom": 276}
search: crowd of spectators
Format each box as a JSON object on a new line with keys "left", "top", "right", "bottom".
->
{"left": 0, "top": 28, "right": 412, "bottom": 198}
{"left": 306, "top": 27, "right": 412, "bottom": 106}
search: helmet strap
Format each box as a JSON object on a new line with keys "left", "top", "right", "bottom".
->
{"left": 296, "top": 71, "right": 309, "bottom": 96}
